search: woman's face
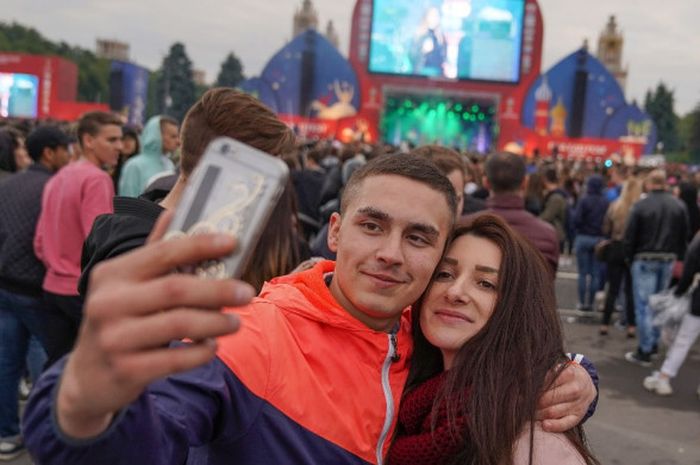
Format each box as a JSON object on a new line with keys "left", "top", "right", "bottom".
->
{"left": 121, "top": 135, "right": 138, "bottom": 158}
{"left": 426, "top": 7, "right": 441, "bottom": 29}
{"left": 14, "top": 137, "right": 31, "bottom": 170}
{"left": 419, "top": 234, "right": 501, "bottom": 369}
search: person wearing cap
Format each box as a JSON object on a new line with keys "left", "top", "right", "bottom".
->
{"left": 33, "top": 112, "right": 122, "bottom": 369}
{"left": 0, "top": 125, "right": 72, "bottom": 461}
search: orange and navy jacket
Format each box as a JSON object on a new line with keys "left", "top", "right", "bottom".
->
{"left": 24, "top": 260, "right": 414, "bottom": 465}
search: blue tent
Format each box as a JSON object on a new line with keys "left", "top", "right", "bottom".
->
{"left": 239, "top": 30, "right": 360, "bottom": 119}
{"left": 521, "top": 48, "right": 656, "bottom": 152}
{"left": 237, "top": 77, "right": 279, "bottom": 113}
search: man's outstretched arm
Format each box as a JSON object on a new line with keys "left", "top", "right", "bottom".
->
{"left": 23, "top": 212, "right": 256, "bottom": 463}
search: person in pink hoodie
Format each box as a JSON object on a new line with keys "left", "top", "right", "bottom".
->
{"left": 34, "top": 111, "right": 122, "bottom": 367}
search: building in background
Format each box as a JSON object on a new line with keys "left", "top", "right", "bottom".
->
{"left": 96, "top": 39, "right": 130, "bottom": 62}
{"left": 293, "top": 0, "right": 341, "bottom": 50}
{"left": 597, "top": 16, "right": 628, "bottom": 94}
{"left": 293, "top": 0, "right": 319, "bottom": 37}
{"left": 325, "top": 20, "right": 339, "bottom": 49}
{"left": 193, "top": 69, "right": 207, "bottom": 87}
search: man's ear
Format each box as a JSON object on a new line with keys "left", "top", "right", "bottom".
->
{"left": 82, "top": 133, "right": 94, "bottom": 152}
{"left": 41, "top": 146, "right": 54, "bottom": 166}
{"left": 327, "top": 212, "right": 342, "bottom": 253}
{"left": 482, "top": 176, "right": 490, "bottom": 190}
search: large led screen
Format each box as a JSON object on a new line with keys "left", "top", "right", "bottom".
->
{"left": 0, "top": 73, "right": 39, "bottom": 118}
{"left": 369, "top": 0, "right": 525, "bottom": 83}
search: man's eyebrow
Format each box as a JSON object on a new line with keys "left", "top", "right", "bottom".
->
{"left": 408, "top": 222, "right": 440, "bottom": 239}
{"left": 356, "top": 207, "right": 390, "bottom": 221}
{"left": 475, "top": 265, "right": 499, "bottom": 274}
{"left": 355, "top": 207, "right": 440, "bottom": 239}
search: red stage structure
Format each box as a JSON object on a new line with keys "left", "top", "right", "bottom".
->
{"left": 347, "top": 0, "right": 544, "bottom": 151}
{"left": 0, "top": 52, "right": 108, "bottom": 121}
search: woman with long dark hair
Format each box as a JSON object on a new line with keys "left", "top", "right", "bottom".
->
{"left": 0, "top": 127, "right": 31, "bottom": 179}
{"left": 111, "top": 126, "right": 141, "bottom": 190}
{"left": 389, "top": 214, "right": 598, "bottom": 465}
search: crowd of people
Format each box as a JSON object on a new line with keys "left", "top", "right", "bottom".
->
{"left": 0, "top": 86, "right": 694, "bottom": 464}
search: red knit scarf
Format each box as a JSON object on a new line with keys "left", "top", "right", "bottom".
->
{"left": 388, "top": 372, "right": 468, "bottom": 465}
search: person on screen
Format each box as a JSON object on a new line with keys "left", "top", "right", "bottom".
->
{"left": 457, "top": 15, "right": 474, "bottom": 79}
{"left": 411, "top": 7, "right": 447, "bottom": 77}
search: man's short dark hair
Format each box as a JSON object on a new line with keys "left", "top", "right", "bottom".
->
{"left": 159, "top": 116, "right": 179, "bottom": 131}
{"left": 26, "top": 126, "right": 71, "bottom": 162}
{"left": 485, "top": 152, "right": 526, "bottom": 194}
{"left": 341, "top": 153, "right": 457, "bottom": 217}
{"left": 179, "top": 88, "right": 295, "bottom": 176}
{"left": 543, "top": 165, "right": 559, "bottom": 185}
{"left": 77, "top": 111, "right": 122, "bottom": 147}
{"left": 410, "top": 145, "right": 465, "bottom": 178}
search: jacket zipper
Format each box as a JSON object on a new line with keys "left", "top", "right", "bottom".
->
{"left": 376, "top": 331, "right": 400, "bottom": 465}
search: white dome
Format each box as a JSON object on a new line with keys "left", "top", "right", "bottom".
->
{"left": 535, "top": 76, "right": 553, "bottom": 102}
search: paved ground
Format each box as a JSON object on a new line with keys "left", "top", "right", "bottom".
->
{"left": 9, "top": 255, "right": 700, "bottom": 464}
{"left": 556, "top": 257, "right": 700, "bottom": 465}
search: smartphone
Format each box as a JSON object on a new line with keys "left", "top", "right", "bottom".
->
{"left": 164, "top": 137, "right": 289, "bottom": 279}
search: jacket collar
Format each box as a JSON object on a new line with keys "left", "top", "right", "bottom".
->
{"left": 486, "top": 193, "right": 525, "bottom": 210}
{"left": 28, "top": 163, "right": 53, "bottom": 175}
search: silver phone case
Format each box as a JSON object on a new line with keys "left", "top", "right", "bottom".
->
{"left": 165, "top": 137, "right": 289, "bottom": 279}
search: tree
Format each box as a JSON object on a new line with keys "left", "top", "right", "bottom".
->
{"left": 215, "top": 53, "right": 244, "bottom": 88}
{"left": 0, "top": 21, "right": 110, "bottom": 102}
{"left": 644, "top": 82, "right": 681, "bottom": 153}
{"left": 155, "top": 42, "right": 196, "bottom": 122}
{"left": 684, "top": 103, "right": 700, "bottom": 163}
{"left": 145, "top": 70, "right": 161, "bottom": 119}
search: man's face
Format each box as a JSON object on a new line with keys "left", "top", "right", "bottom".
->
{"left": 46, "top": 145, "right": 71, "bottom": 172}
{"left": 84, "top": 124, "right": 123, "bottom": 168}
{"left": 327, "top": 174, "right": 453, "bottom": 331}
{"left": 161, "top": 123, "right": 180, "bottom": 154}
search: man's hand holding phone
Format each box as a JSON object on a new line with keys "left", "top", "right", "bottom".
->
{"left": 56, "top": 211, "right": 255, "bottom": 439}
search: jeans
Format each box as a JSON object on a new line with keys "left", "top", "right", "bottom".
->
{"left": 574, "top": 234, "right": 603, "bottom": 308}
{"left": 631, "top": 259, "right": 673, "bottom": 354}
{"left": 0, "top": 288, "right": 47, "bottom": 441}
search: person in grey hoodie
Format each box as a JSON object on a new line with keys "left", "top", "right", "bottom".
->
{"left": 573, "top": 175, "right": 609, "bottom": 311}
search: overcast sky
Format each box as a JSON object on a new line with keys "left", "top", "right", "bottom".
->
{"left": 5, "top": 0, "right": 700, "bottom": 114}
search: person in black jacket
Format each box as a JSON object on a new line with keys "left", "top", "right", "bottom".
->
{"left": 676, "top": 181, "right": 700, "bottom": 237}
{"left": 642, "top": 230, "right": 700, "bottom": 397}
{"left": 0, "top": 126, "right": 71, "bottom": 459}
{"left": 79, "top": 88, "right": 304, "bottom": 296}
{"left": 573, "top": 175, "right": 609, "bottom": 311}
{"left": 624, "top": 170, "right": 690, "bottom": 366}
